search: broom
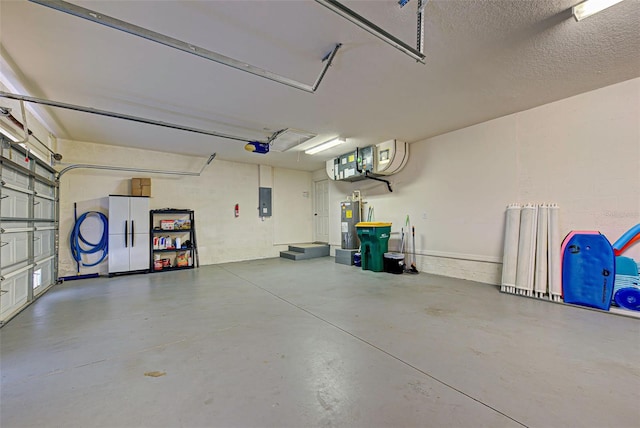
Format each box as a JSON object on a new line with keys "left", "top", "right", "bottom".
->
{"left": 408, "top": 226, "right": 419, "bottom": 274}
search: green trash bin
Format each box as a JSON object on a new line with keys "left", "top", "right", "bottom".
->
{"left": 356, "top": 222, "right": 392, "bottom": 272}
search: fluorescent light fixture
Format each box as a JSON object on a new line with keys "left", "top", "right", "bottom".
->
{"left": 305, "top": 137, "right": 346, "bottom": 155}
{"left": 572, "top": 0, "right": 624, "bottom": 21}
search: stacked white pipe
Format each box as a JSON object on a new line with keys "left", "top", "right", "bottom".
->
{"left": 501, "top": 204, "right": 521, "bottom": 294}
{"left": 547, "top": 204, "right": 562, "bottom": 301}
{"left": 515, "top": 204, "right": 537, "bottom": 296}
{"left": 534, "top": 205, "right": 548, "bottom": 298}
{"left": 501, "top": 203, "right": 561, "bottom": 300}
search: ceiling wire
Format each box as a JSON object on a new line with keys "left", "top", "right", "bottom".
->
{"left": 0, "top": 91, "right": 266, "bottom": 144}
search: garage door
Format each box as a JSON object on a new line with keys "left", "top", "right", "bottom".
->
{"left": 1, "top": 142, "right": 58, "bottom": 325}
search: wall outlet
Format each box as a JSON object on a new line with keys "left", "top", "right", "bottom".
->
{"left": 422, "top": 212, "right": 427, "bottom": 219}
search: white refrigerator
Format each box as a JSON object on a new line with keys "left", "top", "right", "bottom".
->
{"left": 108, "top": 196, "right": 150, "bottom": 274}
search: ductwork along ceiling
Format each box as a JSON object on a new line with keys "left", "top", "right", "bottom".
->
{"left": 0, "top": 0, "right": 638, "bottom": 171}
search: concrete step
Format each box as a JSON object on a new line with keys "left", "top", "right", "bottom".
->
{"left": 280, "top": 250, "right": 313, "bottom": 261}
{"left": 280, "top": 243, "right": 330, "bottom": 261}
{"left": 288, "top": 243, "right": 330, "bottom": 258}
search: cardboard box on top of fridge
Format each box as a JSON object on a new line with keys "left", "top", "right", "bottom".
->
{"left": 132, "top": 178, "right": 151, "bottom": 196}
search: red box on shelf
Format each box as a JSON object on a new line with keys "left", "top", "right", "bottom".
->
{"left": 160, "top": 220, "right": 175, "bottom": 230}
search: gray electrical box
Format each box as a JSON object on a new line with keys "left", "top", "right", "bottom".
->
{"left": 336, "top": 152, "right": 356, "bottom": 181}
{"left": 259, "top": 187, "right": 272, "bottom": 217}
{"left": 335, "top": 146, "right": 375, "bottom": 182}
{"left": 357, "top": 146, "right": 375, "bottom": 175}
{"left": 340, "top": 201, "right": 361, "bottom": 249}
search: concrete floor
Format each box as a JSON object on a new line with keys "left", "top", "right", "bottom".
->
{"left": 1, "top": 257, "right": 638, "bottom": 428}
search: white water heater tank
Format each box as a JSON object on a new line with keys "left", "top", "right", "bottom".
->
{"left": 374, "top": 140, "right": 409, "bottom": 175}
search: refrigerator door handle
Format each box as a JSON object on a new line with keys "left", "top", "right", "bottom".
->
{"left": 131, "top": 220, "right": 135, "bottom": 246}
{"left": 124, "top": 220, "right": 128, "bottom": 248}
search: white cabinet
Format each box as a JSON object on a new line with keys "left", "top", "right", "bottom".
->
{"left": 108, "top": 196, "right": 149, "bottom": 274}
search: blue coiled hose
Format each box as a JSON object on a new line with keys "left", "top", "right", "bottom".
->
{"left": 70, "top": 211, "right": 109, "bottom": 267}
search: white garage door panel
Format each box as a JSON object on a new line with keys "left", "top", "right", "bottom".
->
{"left": 34, "top": 180, "right": 55, "bottom": 198}
{"left": 0, "top": 231, "right": 30, "bottom": 267}
{"left": 1, "top": 165, "right": 29, "bottom": 187}
{"left": 35, "top": 164, "right": 55, "bottom": 181}
{"left": 34, "top": 259, "right": 54, "bottom": 296}
{"left": 1, "top": 148, "right": 59, "bottom": 325}
{"left": 1, "top": 187, "right": 30, "bottom": 218}
{"left": 0, "top": 270, "right": 30, "bottom": 320}
{"left": 34, "top": 197, "right": 54, "bottom": 219}
{"left": 34, "top": 229, "right": 54, "bottom": 259}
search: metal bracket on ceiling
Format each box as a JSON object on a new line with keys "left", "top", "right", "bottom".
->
{"left": 0, "top": 91, "right": 267, "bottom": 145}
{"left": 28, "top": 0, "right": 342, "bottom": 94}
{"left": 416, "top": 0, "right": 427, "bottom": 54}
{"left": 397, "top": 0, "right": 429, "bottom": 53}
{"left": 315, "top": 0, "right": 426, "bottom": 63}
{"left": 398, "top": 0, "right": 428, "bottom": 13}
{"left": 267, "top": 129, "right": 288, "bottom": 145}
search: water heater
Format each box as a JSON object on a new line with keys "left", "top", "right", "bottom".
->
{"left": 340, "top": 201, "right": 361, "bottom": 249}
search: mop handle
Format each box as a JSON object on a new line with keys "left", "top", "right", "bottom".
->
{"left": 412, "top": 226, "right": 416, "bottom": 264}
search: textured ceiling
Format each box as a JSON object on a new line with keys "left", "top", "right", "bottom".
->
{"left": 0, "top": 0, "right": 638, "bottom": 171}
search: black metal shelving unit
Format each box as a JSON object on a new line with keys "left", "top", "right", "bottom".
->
{"left": 149, "top": 209, "right": 198, "bottom": 272}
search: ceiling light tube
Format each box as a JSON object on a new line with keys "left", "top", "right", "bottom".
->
{"left": 572, "top": 0, "right": 624, "bottom": 21}
{"left": 305, "top": 137, "right": 346, "bottom": 155}
{"left": 314, "top": 0, "right": 425, "bottom": 63}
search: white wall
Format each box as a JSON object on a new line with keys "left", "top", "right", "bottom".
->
{"left": 273, "top": 168, "right": 313, "bottom": 244}
{"left": 11, "top": 77, "right": 640, "bottom": 283}
{"left": 323, "top": 78, "right": 640, "bottom": 284}
{"left": 57, "top": 140, "right": 313, "bottom": 277}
